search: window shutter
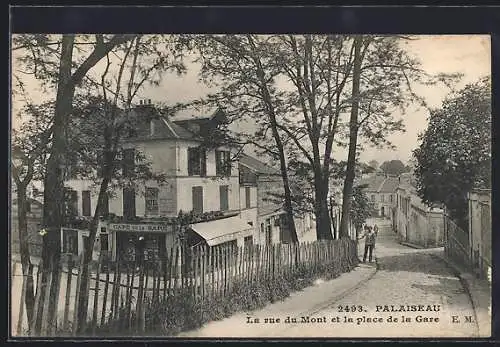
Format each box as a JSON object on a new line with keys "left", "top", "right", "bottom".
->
{"left": 245, "top": 187, "right": 251, "bottom": 208}
{"left": 192, "top": 186, "right": 204, "bottom": 214}
{"left": 220, "top": 185, "right": 229, "bottom": 211}
{"left": 123, "top": 187, "right": 136, "bottom": 219}
{"left": 82, "top": 190, "right": 92, "bottom": 216}
{"left": 200, "top": 149, "right": 207, "bottom": 176}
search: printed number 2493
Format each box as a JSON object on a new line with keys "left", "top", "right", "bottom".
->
{"left": 338, "top": 305, "right": 365, "bottom": 313}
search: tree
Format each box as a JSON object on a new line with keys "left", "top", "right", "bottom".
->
{"left": 193, "top": 34, "right": 299, "bottom": 242}
{"left": 338, "top": 35, "right": 461, "bottom": 238}
{"left": 66, "top": 35, "right": 186, "bottom": 333}
{"left": 379, "top": 160, "right": 408, "bottom": 176}
{"left": 13, "top": 34, "right": 136, "bottom": 332}
{"left": 11, "top": 102, "right": 53, "bottom": 331}
{"left": 350, "top": 185, "right": 372, "bottom": 237}
{"left": 413, "top": 78, "right": 491, "bottom": 229}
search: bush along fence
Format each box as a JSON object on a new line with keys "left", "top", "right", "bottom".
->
{"left": 12, "top": 238, "right": 358, "bottom": 337}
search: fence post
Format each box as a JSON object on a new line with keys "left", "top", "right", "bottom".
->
{"left": 16, "top": 264, "right": 27, "bottom": 336}
{"left": 91, "top": 259, "right": 101, "bottom": 335}
{"left": 100, "top": 261, "right": 110, "bottom": 327}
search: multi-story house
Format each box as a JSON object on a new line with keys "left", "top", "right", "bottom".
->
{"left": 357, "top": 172, "right": 399, "bottom": 219}
{"left": 31, "top": 104, "right": 256, "bottom": 263}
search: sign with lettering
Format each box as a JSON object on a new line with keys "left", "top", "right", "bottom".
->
{"left": 108, "top": 223, "right": 173, "bottom": 233}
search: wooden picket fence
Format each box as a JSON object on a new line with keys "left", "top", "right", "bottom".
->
{"left": 12, "top": 238, "right": 357, "bottom": 336}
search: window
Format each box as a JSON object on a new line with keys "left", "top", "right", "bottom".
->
{"left": 192, "top": 186, "right": 204, "bottom": 214}
{"left": 371, "top": 194, "right": 375, "bottom": 202}
{"left": 26, "top": 200, "right": 31, "bottom": 213}
{"left": 216, "top": 150, "right": 231, "bottom": 176}
{"left": 122, "top": 148, "right": 135, "bottom": 178}
{"left": 64, "top": 188, "right": 78, "bottom": 220}
{"left": 245, "top": 187, "right": 251, "bottom": 209}
{"left": 145, "top": 187, "right": 159, "bottom": 215}
{"left": 219, "top": 185, "right": 229, "bottom": 211}
{"left": 188, "top": 147, "right": 206, "bottom": 176}
{"left": 390, "top": 194, "right": 393, "bottom": 203}
{"left": 100, "top": 233, "right": 109, "bottom": 252}
{"left": 123, "top": 187, "right": 136, "bottom": 219}
{"left": 62, "top": 229, "right": 78, "bottom": 255}
{"left": 82, "top": 190, "right": 91, "bottom": 216}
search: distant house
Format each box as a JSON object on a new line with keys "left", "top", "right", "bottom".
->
{"left": 393, "top": 176, "right": 444, "bottom": 248}
{"left": 357, "top": 173, "right": 399, "bottom": 219}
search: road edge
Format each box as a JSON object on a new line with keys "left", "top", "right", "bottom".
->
{"left": 430, "top": 252, "right": 491, "bottom": 338}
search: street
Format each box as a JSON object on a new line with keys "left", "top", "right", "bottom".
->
{"left": 178, "top": 219, "right": 480, "bottom": 338}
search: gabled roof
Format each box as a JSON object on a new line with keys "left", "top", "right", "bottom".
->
{"left": 239, "top": 153, "right": 280, "bottom": 175}
{"left": 357, "top": 174, "right": 399, "bottom": 193}
{"left": 130, "top": 105, "right": 198, "bottom": 141}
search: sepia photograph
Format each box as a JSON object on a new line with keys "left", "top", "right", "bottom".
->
{"left": 10, "top": 31, "right": 491, "bottom": 339}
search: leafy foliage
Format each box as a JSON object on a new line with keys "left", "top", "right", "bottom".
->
{"left": 413, "top": 77, "right": 491, "bottom": 227}
{"left": 379, "top": 160, "right": 410, "bottom": 176}
{"left": 349, "top": 185, "right": 372, "bottom": 232}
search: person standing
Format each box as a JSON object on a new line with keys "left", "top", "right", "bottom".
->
{"left": 358, "top": 226, "right": 377, "bottom": 263}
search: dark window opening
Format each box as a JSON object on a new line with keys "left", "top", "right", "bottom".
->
{"left": 220, "top": 185, "right": 229, "bottom": 211}
{"left": 82, "top": 190, "right": 91, "bottom": 216}
{"left": 192, "top": 186, "right": 204, "bottom": 214}
{"left": 123, "top": 187, "right": 136, "bottom": 219}
{"left": 122, "top": 148, "right": 135, "bottom": 178}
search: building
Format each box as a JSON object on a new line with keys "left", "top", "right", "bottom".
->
{"left": 10, "top": 193, "right": 44, "bottom": 258}
{"left": 31, "top": 104, "right": 256, "bottom": 264}
{"left": 239, "top": 153, "right": 315, "bottom": 245}
{"left": 394, "top": 177, "right": 444, "bottom": 248}
{"left": 467, "top": 189, "right": 491, "bottom": 279}
{"left": 357, "top": 173, "right": 399, "bottom": 218}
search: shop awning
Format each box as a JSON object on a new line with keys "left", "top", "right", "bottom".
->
{"left": 189, "top": 216, "right": 254, "bottom": 246}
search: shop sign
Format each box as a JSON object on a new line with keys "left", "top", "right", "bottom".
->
{"left": 108, "top": 223, "right": 173, "bottom": 233}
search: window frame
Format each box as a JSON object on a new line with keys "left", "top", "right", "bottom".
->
{"left": 145, "top": 187, "right": 160, "bottom": 216}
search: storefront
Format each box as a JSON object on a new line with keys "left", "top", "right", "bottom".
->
{"left": 105, "top": 222, "right": 176, "bottom": 267}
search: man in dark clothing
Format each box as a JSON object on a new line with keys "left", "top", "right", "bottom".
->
{"left": 358, "top": 226, "right": 377, "bottom": 263}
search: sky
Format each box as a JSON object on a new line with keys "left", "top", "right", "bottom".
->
{"left": 11, "top": 35, "right": 491, "bottom": 165}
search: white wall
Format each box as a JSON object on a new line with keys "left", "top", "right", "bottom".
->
{"left": 134, "top": 140, "right": 177, "bottom": 176}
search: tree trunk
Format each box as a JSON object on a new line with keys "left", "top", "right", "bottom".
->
{"left": 340, "top": 35, "right": 363, "bottom": 239}
{"left": 16, "top": 183, "right": 36, "bottom": 331}
{"left": 314, "top": 174, "right": 333, "bottom": 240}
{"left": 75, "top": 141, "right": 115, "bottom": 333}
{"left": 249, "top": 46, "right": 299, "bottom": 243}
{"left": 39, "top": 34, "right": 75, "bottom": 334}
{"left": 273, "top": 132, "right": 299, "bottom": 243}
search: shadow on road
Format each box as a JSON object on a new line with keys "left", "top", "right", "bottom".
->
{"left": 377, "top": 252, "right": 455, "bottom": 277}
